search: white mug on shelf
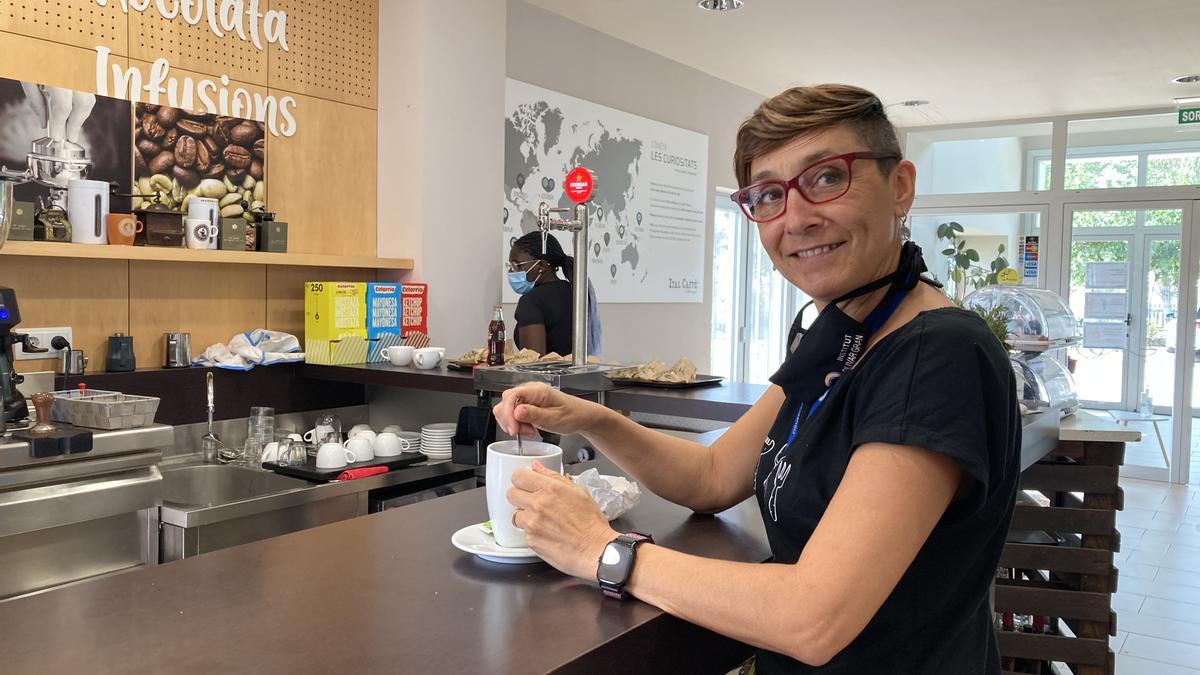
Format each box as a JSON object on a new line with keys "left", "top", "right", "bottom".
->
{"left": 347, "top": 424, "right": 372, "bottom": 436}
{"left": 381, "top": 345, "right": 414, "bottom": 367}
{"left": 316, "top": 442, "right": 356, "bottom": 469}
{"left": 67, "top": 179, "right": 110, "bottom": 244}
{"left": 350, "top": 429, "right": 377, "bottom": 447}
{"left": 344, "top": 436, "right": 373, "bottom": 462}
{"left": 304, "top": 424, "right": 338, "bottom": 444}
{"left": 374, "top": 432, "right": 410, "bottom": 456}
{"left": 185, "top": 218, "right": 216, "bottom": 249}
{"left": 188, "top": 197, "right": 219, "bottom": 249}
{"left": 381, "top": 424, "right": 403, "bottom": 435}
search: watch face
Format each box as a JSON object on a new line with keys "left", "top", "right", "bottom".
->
{"left": 597, "top": 542, "right": 630, "bottom": 584}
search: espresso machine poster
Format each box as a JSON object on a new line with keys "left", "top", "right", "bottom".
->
{"left": 131, "top": 103, "right": 266, "bottom": 221}
{"left": 0, "top": 77, "right": 132, "bottom": 210}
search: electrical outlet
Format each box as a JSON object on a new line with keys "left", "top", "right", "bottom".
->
{"left": 15, "top": 327, "right": 74, "bottom": 361}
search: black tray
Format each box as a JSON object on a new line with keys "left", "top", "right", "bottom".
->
{"left": 606, "top": 374, "right": 725, "bottom": 390}
{"left": 446, "top": 361, "right": 477, "bottom": 372}
{"left": 263, "top": 452, "right": 426, "bottom": 482}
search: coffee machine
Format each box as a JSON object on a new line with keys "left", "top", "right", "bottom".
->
{"left": 0, "top": 287, "right": 48, "bottom": 433}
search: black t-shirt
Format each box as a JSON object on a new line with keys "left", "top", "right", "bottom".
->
{"left": 753, "top": 308, "right": 1020, "bottom": 674}
{"left": 514, "top": 280, "right": 573, "bottom": 355}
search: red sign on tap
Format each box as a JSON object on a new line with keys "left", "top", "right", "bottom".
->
{"left": 564, "top": 167, "right": 594, "bottom": 204}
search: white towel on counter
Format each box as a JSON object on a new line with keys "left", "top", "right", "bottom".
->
{"left": 192, "top": 329, "right": 305, "bottom": 371}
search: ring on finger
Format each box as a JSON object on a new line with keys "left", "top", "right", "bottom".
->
{"left": 511, "top": 508, "right": 522, "bottom": 527}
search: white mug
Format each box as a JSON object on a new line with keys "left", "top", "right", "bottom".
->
{"left": 185, "top": 218, "right": 216, "bottom": 249}
{"left": 413, "top": 347, "right": 443, "bottom": 370}
{"left": 381, "top": 424, "right": 403, "bottom": 434}
{"left": 67, "top": 179, "right": 110, "bottom": 244}
{"left": 344, "top": 436, "right": 373, "bottom": 462}
{"left": 316, "top": 441, "right": 356, "bottom": 469}
{"left": 381, "top": 345, "right": 414, "bottom": 367}
{"left": 486, "top": 440, "right": 564, "bottom": 548}
{"left": 188, "top": 197, "right": 219, "bottom": 249}
{"left": 374, "top": 432, "right": 410, "bottom": 456}
{"left": 348, "top": 424, "right": 372, "bottom": 436}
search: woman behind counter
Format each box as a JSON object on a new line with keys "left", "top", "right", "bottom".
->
{"left": 507, "top": 231, "right": 602, "bottom": 358}
{"left": 495, "top": 84, "right": 1020, "bottom": 673}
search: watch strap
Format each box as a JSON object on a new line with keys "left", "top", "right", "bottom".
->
{"left": 598, "top": 532, "right": 653, "bottom": 599}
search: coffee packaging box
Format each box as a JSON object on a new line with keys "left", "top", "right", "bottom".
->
{"left": 305, "top": 281, "right": 368, "bottom": 364}
{"left": 366, "top": 283, "right": 402, "bottom": 339}
{"left": 257, "top": 221, "right": 288, "bottom": 252}
{"left": 217, "top": 219, "right": 247, "bottom": 250}
{"left": 8, "top": 200, "right": 34, "bottom": 240}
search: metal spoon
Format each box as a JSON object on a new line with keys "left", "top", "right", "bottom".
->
{"left": 200, "top": 372, "right": 228, "bottom": 463}
{"left": 514, "top": 396, "right": 524, "bottom": 456}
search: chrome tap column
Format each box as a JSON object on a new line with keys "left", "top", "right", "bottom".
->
{"left": 535, "top": 201, "right": 589, "bottom": 366}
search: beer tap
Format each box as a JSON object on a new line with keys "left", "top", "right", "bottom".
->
{"left": 535, "top": 201, "right": 589, "bottom": 367}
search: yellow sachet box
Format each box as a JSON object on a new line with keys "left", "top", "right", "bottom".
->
{"left": 304, "top": 281, "right": 367, "bottom": 342}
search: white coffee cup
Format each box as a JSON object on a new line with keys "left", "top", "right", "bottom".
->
{"left": 304, "top": 424, "right": 338, "bottom": 444}
{"left": 486, "top": 440, "right": 564, "bottom": 548}
{"left": 374, "top": 432, "right": 410, "bottom": 456}
{"left": 381, "top": 424, "right": 403, "bottom": 434}
{"left": 67, "top": 179, "right": 110, "bottom": 244}
{"left": 344, "top": 436, "right": 373, "bottom": 462}
{"left": 188, "top": 196, "right": 219, "bottom": 249}
{"left": 316, "top": 441, "right": 356, "bottom": 469}
{"left": 348, "top": 424, "right": 372, "bottom": 436}
{"left": 381, "top": 345, "right": 414, "bottom": 367}
{"left": 350, "top": 429, "right": 377, "bottom": 447}
{"left": 185, "top": 218, "right": 216, "bottom": 249}
{"left": 413, "top": 347, "right": 443, "bottom": 370}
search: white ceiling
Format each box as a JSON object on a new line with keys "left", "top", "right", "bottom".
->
{"left": 525, "top": 0, "right": 1200, "bottom": 127}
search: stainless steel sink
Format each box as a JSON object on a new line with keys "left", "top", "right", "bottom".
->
{"left": 162, "top": 464, "right": 309, "bottom": 507}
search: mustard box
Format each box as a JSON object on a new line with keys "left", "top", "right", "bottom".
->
{"left": 304, "top": 281, "right": 367, "bottom": 342}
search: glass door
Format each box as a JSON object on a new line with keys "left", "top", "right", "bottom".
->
{"left": 1064, "top": 203, "right": 1191, "bottom": 481}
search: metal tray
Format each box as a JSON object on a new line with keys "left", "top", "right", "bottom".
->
{"left": 262, "top": 453, "right": 426, "bottom": 482}
{"left": 606, "top": 374, "right": 725, "bottom": 389}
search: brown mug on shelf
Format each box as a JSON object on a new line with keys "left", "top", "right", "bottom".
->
{"left": 106, "top": 213, "right": 143, "bottom": 246}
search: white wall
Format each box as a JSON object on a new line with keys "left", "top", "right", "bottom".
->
{"left": 377, "top": 0, "right": 507, "bottom": 354}
{"left": 502, "top": 0, "right": 763, "bottom": 367}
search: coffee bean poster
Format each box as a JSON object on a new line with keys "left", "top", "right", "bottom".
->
{"left": 133, "top": 102, "right": 266, "bottom": 223}
{"left": 0, "top": 76, "right": 132, "bottom": 210}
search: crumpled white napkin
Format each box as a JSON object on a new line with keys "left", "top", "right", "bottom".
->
{"left": 192, "top": 329, "right": 305, "bottom": 370}
{"left": 573, "top": 468, "right": 640, "bottom": 520}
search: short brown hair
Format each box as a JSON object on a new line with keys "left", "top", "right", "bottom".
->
{"left": 733, "top": 84, "right": 901, "bottom": 188}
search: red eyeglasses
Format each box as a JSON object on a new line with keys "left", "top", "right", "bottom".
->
{"left": 730, "top": 151, "right": 900, "bottom": 223}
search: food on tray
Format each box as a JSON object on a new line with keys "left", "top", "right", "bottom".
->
{"left": 452, "top": 347, "right": 547, "bottom": 366}
{"left": 606, "top": 357, "right": 697, "bottom": 384}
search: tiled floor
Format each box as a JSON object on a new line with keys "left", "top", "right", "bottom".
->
{"left": 1114, "top": 477, "right": 1200, "bottom": 674}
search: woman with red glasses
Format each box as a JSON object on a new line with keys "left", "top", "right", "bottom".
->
{"left": 493, "top": 84, "right": 1019, "bottom": 674}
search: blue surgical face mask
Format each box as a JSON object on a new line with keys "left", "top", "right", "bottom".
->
{"left": 508, "top": 271, "right": 535, "bottom": 295}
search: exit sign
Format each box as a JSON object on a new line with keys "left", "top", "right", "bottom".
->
{"left": 1180, "top": 108, "right": 1200, "bottom": 124}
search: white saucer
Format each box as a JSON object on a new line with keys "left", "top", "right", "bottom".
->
{"left": 450, "top": 523, "right": 542, "bottom": 564}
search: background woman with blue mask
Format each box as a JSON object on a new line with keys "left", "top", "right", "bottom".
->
{"left": 506, "top": 231, "right": 602, "bottom": 358}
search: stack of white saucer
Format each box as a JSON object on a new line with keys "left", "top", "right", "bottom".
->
{"left": 419, "top": 422, "right": 456, "bottom": 460}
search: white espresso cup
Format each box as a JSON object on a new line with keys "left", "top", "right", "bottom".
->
{"left": 348, "top": 424, "right": 373, "bottom": 436}
{"left": 344, "top": 436, "right": 373, "bottom": 462}
{"left": 316, "top": 441, "right": 356, "bottom": 469}
{"left": 381, "top": 424, "right": 403, "bottom": 435}
{"left": 381, "top": 345, "right": 414, "bottom": 367}
{"left": 374, "top": 432, "right": 410, "bottom": 456}
{"left": 486, "top": 440, "right": 564, "bottom": 548}
{"left": 413, "top": 347, "right": 443, "bottom": 370}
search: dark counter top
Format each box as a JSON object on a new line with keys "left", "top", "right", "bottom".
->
{"left": 604, "top": 382, "right": 769, "bottom": 423}
{"left": 303, "top": 362, "right": 479, "bottom": 395}
{"left": 0, "top": 460, "right": 770, "bottom": 674}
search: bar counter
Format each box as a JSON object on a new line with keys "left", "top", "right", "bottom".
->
{"left": 0, "top": 457, "right": 769, "bottom": 674}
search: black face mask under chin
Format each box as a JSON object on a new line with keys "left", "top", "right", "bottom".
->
{"left": 769, "top": 241, "right": 939, "bottom": 402}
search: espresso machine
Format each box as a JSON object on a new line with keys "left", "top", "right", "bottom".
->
{"left": 0, "top": 287, "right": 48, "bottom": 434}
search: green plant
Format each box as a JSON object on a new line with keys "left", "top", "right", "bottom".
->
{"left": 938, "top": 221, "right": 1010, "bottom": 299}
{"left": 960, "top": 301, "right": 1012, "bottom": 346}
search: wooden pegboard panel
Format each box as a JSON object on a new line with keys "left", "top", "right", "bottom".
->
{"left": 128, "top": 7, "right": 267, "bottom": 86}
{"left": 0, "top": 0, "right": 128, "bottom": 54}
{"left": 268, "top": 0, "right": 377, "bottom": 109}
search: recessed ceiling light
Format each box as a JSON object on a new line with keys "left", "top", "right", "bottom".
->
{"left": 895, "top": 99, "right": 931, "bottom": 107}
{"left": 1173, "top": 75, "right": 1200, "bottom": 84}
{"left": 1175, "top": 96, "right": 1200, "bottom": 105}
{"left": 697, "top": 0, "right": 744, "bottom": 11}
